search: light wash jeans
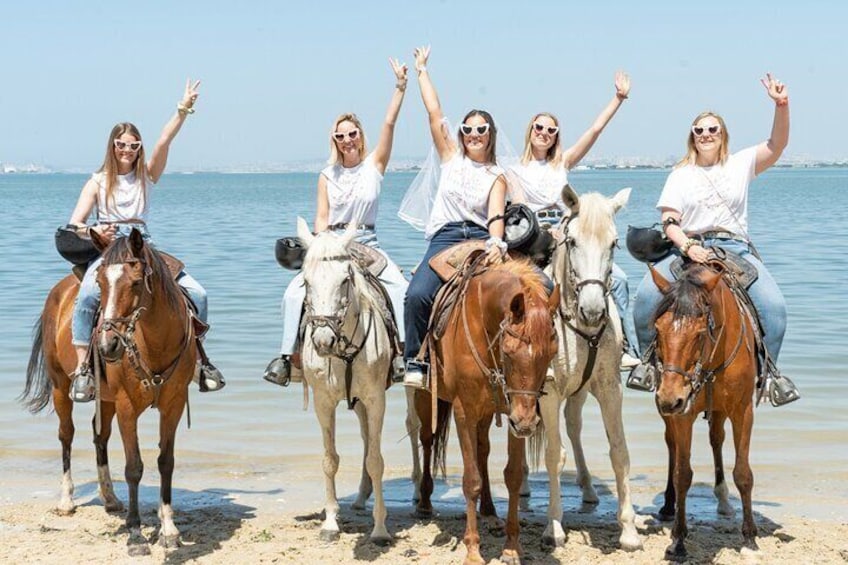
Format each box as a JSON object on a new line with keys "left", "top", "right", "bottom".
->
{"left": 632, "top": 238, "right": 786, "bottom": 359}
{"left": 71, "top": 255, "right": 207, "bottom": 347}
{"left": 279, "top": 229, "right": 408, "bottom": 355}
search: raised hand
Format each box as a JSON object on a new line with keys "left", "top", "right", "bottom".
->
{"left": 181, "top": 78, "right": 201, "bottom": 109}
{"left": 413, "top": 45, "right": 430, "bottom": 72}
{"left": 760, "top": 73, "right": 788, "bottom": 104}
{"left": 615, "top": 71, "right": 631, "bottom": 100}
{"left": 390, "top": 57, "right": 408, "bottom": 88}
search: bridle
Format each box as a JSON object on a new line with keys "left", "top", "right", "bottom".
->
{"left": 303, "top": 253, "right": 373, "bottom": 409}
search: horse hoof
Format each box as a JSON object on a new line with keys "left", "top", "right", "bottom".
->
{"left": 371, "top": 534, "right": 392, "bottom": 547}
{"left": 664, "top": 540, "right": 687, "bottom": 562}
{"left": 654, "top": 509, "right": 675, "bottom": 522}
{"left": 55, "top": 504, "right": 76, "bottom": 517}
{"left": 159, "top": 534, "right": 180, "bottom": 549}
{"left": 351, "top": 501, "right": 367, "bottom": 511}
{"left": 541, "top": 533, "right": 566, "bottom": 548}
{"left": 319, "top": 529, "right": 340, "bottom": 542}
{"left": 619, "top": 534, "right": 643, "bottom": 552}
{"left": 414, "top": 507, "right": 433, "bottom": 519}
{"left": 127, "top": 541, "right": 151, "bottom": 557}
{"left": 499, "top": 550, "right": 521, "bottom": 565}
{"left": 104, "top": 500, "right": 125, "bottom": 513}
{"left": 742, "top": 535, "right": 759, "bottom": 552}
{"left": 483, "top": 517, "right": 505, "bottom": 537}
{"left": 717, "top": 502, "right": 735, "bottom": 517}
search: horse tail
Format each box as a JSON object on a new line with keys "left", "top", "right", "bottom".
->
{"left": 431, "top": 398, "right": 452, "bottom": 480}
{"left": 526, "top": 416, "right": 547, "bottom": 473}
{"left": 21, "top": 315, "right": 52, "bottom": 414}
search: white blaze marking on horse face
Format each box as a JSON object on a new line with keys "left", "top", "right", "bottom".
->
{"left": 103, "top": 265, "right": 125, "bottom": 319}
{"left": 672, "top": 319, "right": 685, "bottom": 333}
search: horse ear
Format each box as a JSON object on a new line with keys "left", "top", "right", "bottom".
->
{"left": 129, "top": 228, "right": 144, "bottom": 257}
{"left": 547, "top": 284, "right": 561, "bottom": 315}
{"left": 296, "top": 217, "right": 315, "bottom": 248}
{"left": 340, "top": 221, "right": 358, "bottom": 248}
{"left": 509, "top": 292, "right": 526, "bottom": 324}
{"left": 561, "top": 184, "right": 580, "bottom": 215}
{"left": 649, "top": 264, "right": 672, "bottom": 294}
{"left": 610, "top": 187, "right": 631, "bottom": 213}
{"left": 89, "top": 228, "right": 109, "bottom": 251}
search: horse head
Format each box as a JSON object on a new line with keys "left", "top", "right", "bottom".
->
{"left": 559, "top": 184, "right": 630, "bottom": 328}
{"left": 93, "top": 228, "right": 152, "bottom": 362}
{"left": 297, "top": 217, "right": 362, "bottom": 357}
{"left": 651, "top": 263, "right": 724, "bottom": 415}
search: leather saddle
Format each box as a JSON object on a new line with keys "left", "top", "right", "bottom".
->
{"left": 670, "top": 249, "right": 758, "bottom": 289}
{"left": 349, "top": 242, "right": 387, "bottom": 278}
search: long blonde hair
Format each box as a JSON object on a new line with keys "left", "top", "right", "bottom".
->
{"left": 327, "top": 113, "right": 368, "bottom": 165}
{"left": 97, "top": 123, "right": 148, "bottom": 212}
{"left": 520, "top": 112, "right": 563, "bottom": 167}
{"left": 674, "top": 112, "right": 730, "bottom": 168}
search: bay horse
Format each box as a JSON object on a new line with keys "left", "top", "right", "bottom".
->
{"left": 415, "top": 258, "right": 559, "bottom": 565}
{"left": 649, "top": 261, "right": 758, "bottom": 560}
{"left": 526, "top": 185, "right": 642, "bottom": 550}
{"left": 295, "top": 217, "right": 395, "bottom": 544}
{"left": 22, "top": 228, "right": 197, "bottom": 555}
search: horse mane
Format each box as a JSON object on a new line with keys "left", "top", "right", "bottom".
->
{"left": 492, "top": 259, "right": 554, "bottom": 353}
{"left": 303, "top": 233, "right": 383, "bottom": 313}
{"left": 100, "top": 237, "right": 183, "bottom": 311}
{"left": 653, "top": 265, "right": 714, "bottom": 323}
{"left": 573, "top": 192, "right": 617, "bottom": 244}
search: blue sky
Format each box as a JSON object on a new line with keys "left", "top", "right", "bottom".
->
{"left": 1, "top": 0, "right": 844, "bottom": 170}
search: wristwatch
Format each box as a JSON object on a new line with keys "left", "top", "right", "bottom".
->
{"left": 679, "top": 238, "right": 698, "bottom": 255}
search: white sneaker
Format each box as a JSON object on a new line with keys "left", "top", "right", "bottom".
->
{"left": 620, "top": 352, "right": 641, "bottom": 370}
{"left": 403, "top": 361, "right": 429, "bottom": 390}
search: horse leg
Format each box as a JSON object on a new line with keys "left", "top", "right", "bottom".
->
{"left": 454, "top": 404, "right": 484, "bottom": 565}
{"left": 657, "top": 415, "right": 676, "bottom": 521}
{"left": 594, "top": 376, "right": 642, "bottom": 551}
{"left": 351, "top": 401, "right": 372, "bottom": 511}
{"left": 564, "top": 392, "right": 598, "bottom": 504}
{"left": 665, "top": 419, "right": 694, "bottom": 561}
{"left": 538, "top": 389, "right": 566, "bottom": 547}
{"left": 53, "top": 387, "right": 76, "bottom": 515}
{"left": 709, "top": 412, "right": 734, "bottom": 517}
{"left": 314, "top": 399, "right": 341, "bottom": 541}
{"left": 363, "top": 395, "right": 391, "bottom": 545}
{"left": 731, "top": 404, "right": 758, "bottom": 549}
{"left": 92, "top": 400, "right": 123, "bottom": 512}
{"left": 115, "top": 400, "right": 149, "bottom": 556}
{"left": 414, "top": 391, "right": 434, "bottom": 517}
{"left": 500, "top": 432, "right": 525, "bottom": 565}
{"left": 157, "top": 394, "right": 187, "bottom": 549}
{"left": 405, "top": 387, "right": 422, "bottom": 504}
{"left": 477, "top": 415, "right": 504, "bottom": 537}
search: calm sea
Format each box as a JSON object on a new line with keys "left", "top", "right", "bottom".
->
{"left": 1, "top": 169, "right": 845, "bottom": 520}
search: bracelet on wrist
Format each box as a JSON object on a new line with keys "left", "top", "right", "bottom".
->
{"left": 616, "top": 92, "right": 628, "bottom": 100}
{"left": 177, "top": 102, "right": 196, "bottom": 116}
{"left": 775, "top": 97, "right": 789, "bottom": 107}
{"left": 485, "top": 236, "right": 507, "bottom": 254}
{"left": 416, "top": 66, "right": 427, "bottom": 74}
{"left": 679, "top": 238, "right": 698, "bottom": 255}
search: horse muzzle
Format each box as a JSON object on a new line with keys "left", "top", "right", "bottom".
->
{"left": 99, "top": 333, "right": 125, "bottom": 363}
{"left": 507, "top": 402, "right": 541, "bottom": 438}
{"left": 656, "top": 384, "right": 694, "bottom": 416}
{"left": 310, "top": 327, "right": 337, "bottom": 357}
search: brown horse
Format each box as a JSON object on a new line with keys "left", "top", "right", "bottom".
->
{"left": 22, "top": 228, "right": 197, "bottom": 555}
{"left": 415, "top": 259, "right": 559, "bottom": 565}
{"left": 649, "top": 262, "right": 759, "bottom": 560}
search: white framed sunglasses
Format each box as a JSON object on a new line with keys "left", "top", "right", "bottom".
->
{"left": 113, "top": 139, "right": 142, "bottom": 151}
{"left": 532, "top": 122, "right": 559, "bottom": 136}
{"left": 691, "top": 124, "right": 721, "bottom": 136}
{"left": 332, "top": 128, "right": 360, "bottom": 142}
{"left": 460, "top": 123, "right": 490, "bottom": 137}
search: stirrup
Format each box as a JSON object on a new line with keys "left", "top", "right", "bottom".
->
{"left": 403, "top": 360, "right": 430, "bottom": 390}
{"left": 69, "top": 365, "right": 96, "bottom": 403}
{"left": 198, "top": 362, "right": 226, "bottom": 392}
{"left": 626, "top": 363, "right": 657, "bottom": 393}
{"left": 263, "top": 356, "right": 292, "bottom": 387}
{"left": 767, "top": 373, "right": 800, "bottom": 407}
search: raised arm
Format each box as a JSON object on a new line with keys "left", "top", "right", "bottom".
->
{"left": 147, "top": 79, "right": 201, "bottom": 183}
{"left": 414, "top": 46, "right": 456, "bottom": 161}
{"left": 562, "top": 71, "right": 630, "bottom": 170}
{"left": 371, "top": 58, "right": 408, "bottom": 175}
{"left": 314, "top": 175, "right": 330, "bottom": 233}
{"left": 754, "top": 73, "right": 790, "bottom": 176}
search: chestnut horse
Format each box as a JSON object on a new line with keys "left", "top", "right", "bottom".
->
{"left": 415, "top": 259, "right": 559, "bottom": 565}
{"left": 22, "top": 229, "right": 197, "bottom": 555}
{"left": 649, "top": 261, "right": 758, "bottom": 560}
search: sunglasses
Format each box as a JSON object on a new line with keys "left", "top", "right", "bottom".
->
{"left": 460, "top": 123, "right": 490, "bottom": 137}
{"left": 113, "top": 139, "right": 142, "bottom": 151}
{"left": 691, "top": 125, "right": 721, "bottom": 136}
{"left": 533, "top": 122, "right": 559, "bottom": 136}
{"left": 332, "top": 128, "right": 360, "bottom": 142}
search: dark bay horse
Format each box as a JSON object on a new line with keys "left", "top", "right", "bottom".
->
{"left": 415, "top": 259, "right": 559, "bottom": 565}
{"left": 649, "top": 262, "right": 759, "bottom": 560}
{"left": 22, "top": 228, "right": 197, "bottom": 555}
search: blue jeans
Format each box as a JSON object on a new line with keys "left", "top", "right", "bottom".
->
{"left": 404, "top": 221, "right": 488, "bottom": 360}
{"left": 632, "top": 238, "right": 787, "bottom": 360}
{"left": 611, "top": 263, "right": 639, "bottom": 357}
{"left": 71, "top": 255, "right": 207, "bottom": 347}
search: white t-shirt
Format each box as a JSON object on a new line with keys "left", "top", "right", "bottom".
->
{"left": 657, "top": 146, "right": 758, "bottom": 235}
{"left": 506, "top": 159, "right": 569, "bottom": 211}
{"left": 425, "top": 153, "right": 504, "bottom": 239}
{"left": 321, "top": 153, "right": 383, "bottom": 227}
{"left": 93, "top": 170, "right": 153, "bottom": 224}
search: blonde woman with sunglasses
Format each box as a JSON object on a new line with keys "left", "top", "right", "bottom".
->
{"left": 264, "top": 58, "right": 410, "bottom": 387}
{"left": 506, "top": 71, "right": 640, "bottom": 368}
{"left": 630, "top": 73, "right": 799, "bottom": 406}
{"left": 400, "top": 46, "right": 509, "bottom": 389}
{"left": 67, "top": 79, "right": 225, "bottom": 402}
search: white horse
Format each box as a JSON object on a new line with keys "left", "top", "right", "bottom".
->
{"left": 296, "top": 217, "right": 395, "bottom": 544}
{"left": 527, "top": 185, "right": 642, "bottom": 550}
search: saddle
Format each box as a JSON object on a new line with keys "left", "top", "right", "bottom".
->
{"left": 428, "top": 240, "right": 486, "bottom": 282}
{"left": 349, "top": 242, "right": 388, "bottom": 278}
{"left": 70, "top": 248, "right": 185, "bottom": 282}
{"left": 670, "top": 249, "right": 758, "bottom": 289}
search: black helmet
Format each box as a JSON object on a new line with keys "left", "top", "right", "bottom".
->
{"left": 626, "top": 225, "right": 674, "bottom": 263}
{"left": 503, "top": 203, "right": 539, "bottom": 251}
{"left": 55, "top": 225, "right": 100, "bottom": 265}
{"left": 275, "top": 237, "right": 306, "bottom": 270}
